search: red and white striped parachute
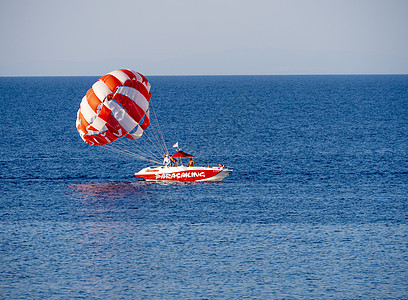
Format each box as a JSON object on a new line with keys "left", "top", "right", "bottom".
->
{"left": 76, "top": 69, "right": 151, "bottom": 146}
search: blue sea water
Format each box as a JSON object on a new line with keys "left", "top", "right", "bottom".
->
{"left": 1, "top": 75, "right": 407, "bottom": 299}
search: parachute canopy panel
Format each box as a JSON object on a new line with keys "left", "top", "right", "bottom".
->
{"left": 76, "top": 69, "right": 151, "bottom": 146}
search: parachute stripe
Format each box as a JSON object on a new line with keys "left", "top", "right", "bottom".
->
{"left": 128, "top": 125, "right": 144, "bottom": 139}
{"left": 79, "top": 98, "right": 109, "bottom": 133}
{"left": 113, "top": 93, "right": 146, "bottom": 125}
{"left": 87, "top": 132, "right": 111, "bottom": 146}
{"left": 99, "top": 130, "right": 117, "bottom": 143}
{"left": 100, "top": 74, "right": 122, "bottom": 91}
{"left": 80, "top": 96, "right": 98, "bottom": 124}
{"left": 92, "top": 81, "right": 112, "bottom": 101}
{"left": 104, "top": 115, "right": 127, "bottom": 138}
{"left": 134, "top": 72, "right": 149, "bottom": 88}
{"left": 77, "top": 111, "right": 90, "bottom": 136}
{"left": 92, "top": 117, "right": 107, "bottom": 132}
{"left": 108, "top": 70, "right": 129, "bottom": 85}
{"left": 134, "top": 81, "right": 151, "bottom": 101}
{"left": 140, "top": 113, "right": 150, "bottom": 130}
{"left": 120, "top": 69, "right": 138, "bottom": 81}
{"left": 118, "top": 70, "right": 151, "bottom": 96}
{"left": 133, "top": 88, "right": 149, "bottom": 111}
{"left": 86, "top": 89, "right": 102, "bottom": 113}
{"left": 76, "top": 109, "right": 81, "bottom": 128}
{"left": 116, "top": 86, "right": 149, "bottom": 112}
{"left": 98, "top": 103, "right": 111, "bottom": 121}
{"left": 105, "top": 100, "right": 138, "bottom": 134}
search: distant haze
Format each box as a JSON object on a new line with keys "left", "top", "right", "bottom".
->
{"left": 1, "top": 0, "right": 407, "bottom": 76}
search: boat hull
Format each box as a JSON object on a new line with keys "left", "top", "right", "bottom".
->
{"left": 135, "top": 166, "right": 232, "bottom": 182}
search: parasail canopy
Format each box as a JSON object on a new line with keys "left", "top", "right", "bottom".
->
{"left": 172, "top": 151, "right": 194, "bottom": 158}
{"left": 76, "top": 69, "right": 151, "bottom": 146}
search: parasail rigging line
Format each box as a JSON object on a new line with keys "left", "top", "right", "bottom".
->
{"left": 117, "top": 134, "right": 162, "bottom": 162}
{"left": 150, "top": 101, "right": 169, "bottom": 155}
{"left": 103, "top": 142, "right": 162, "bottom": 164}
{"left": 142, "top": 129, "right": 166, "bottom": 158}
{"left": 145, "top": 124, "right": 164, "bottom": 155}
{"left": 109, "top": 138, "right": 160, "bottom": 163}
{"left": 126, "top": 138, "right": 161, "bottom": 161}
{"left": 137, "top": 116, "right": 164, "bottom": 157}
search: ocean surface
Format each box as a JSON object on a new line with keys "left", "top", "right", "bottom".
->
{"left": 1, "top": 75, "right": 407, "bottom": 299}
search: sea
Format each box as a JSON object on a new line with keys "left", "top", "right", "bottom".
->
{"left": 1, "top": 75, "right": 407, "bottom": 299}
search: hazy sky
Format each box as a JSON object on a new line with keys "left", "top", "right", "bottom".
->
{"left": 1, "top": 0, "right": 407, "bottom": 76}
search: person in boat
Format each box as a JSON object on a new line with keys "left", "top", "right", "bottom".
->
{"left": 170, "top": 156, "right": 177, "bottom": 167}
{"left": 188, "top": 157, "right": 195, "bottom": 167}
{"left": 218, "top": 164, "right": 225, "bottom": 168}
{"left": 163, "top": 154, "right": 171, "bottom": 167}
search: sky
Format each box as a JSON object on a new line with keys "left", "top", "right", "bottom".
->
{"left": 0, "top": 0, "right": 407, "bottom": 76}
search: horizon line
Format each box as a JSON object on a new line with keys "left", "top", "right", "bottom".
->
{"left": 1, "top": 72, "right": 408, "bottom": 78}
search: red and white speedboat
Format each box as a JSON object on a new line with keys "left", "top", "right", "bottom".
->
{"left": 135, "top": 150, "right": 232, "bottom": 182}
{"left": 135, "top": 165, "right": 233, "bottom": 182}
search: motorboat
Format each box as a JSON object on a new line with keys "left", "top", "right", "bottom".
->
{"left": 135, "top": 165, "right": 233, "bottom": 182}
{"left": 135, "top": 150, "right": 232, "bottom": 182}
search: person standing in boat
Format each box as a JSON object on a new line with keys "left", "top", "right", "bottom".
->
{"left": 188, "top": 157, "right": 195, "bottom": 167}
{"left": 163, "top": 154, "right": 171, "bottom": 167}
